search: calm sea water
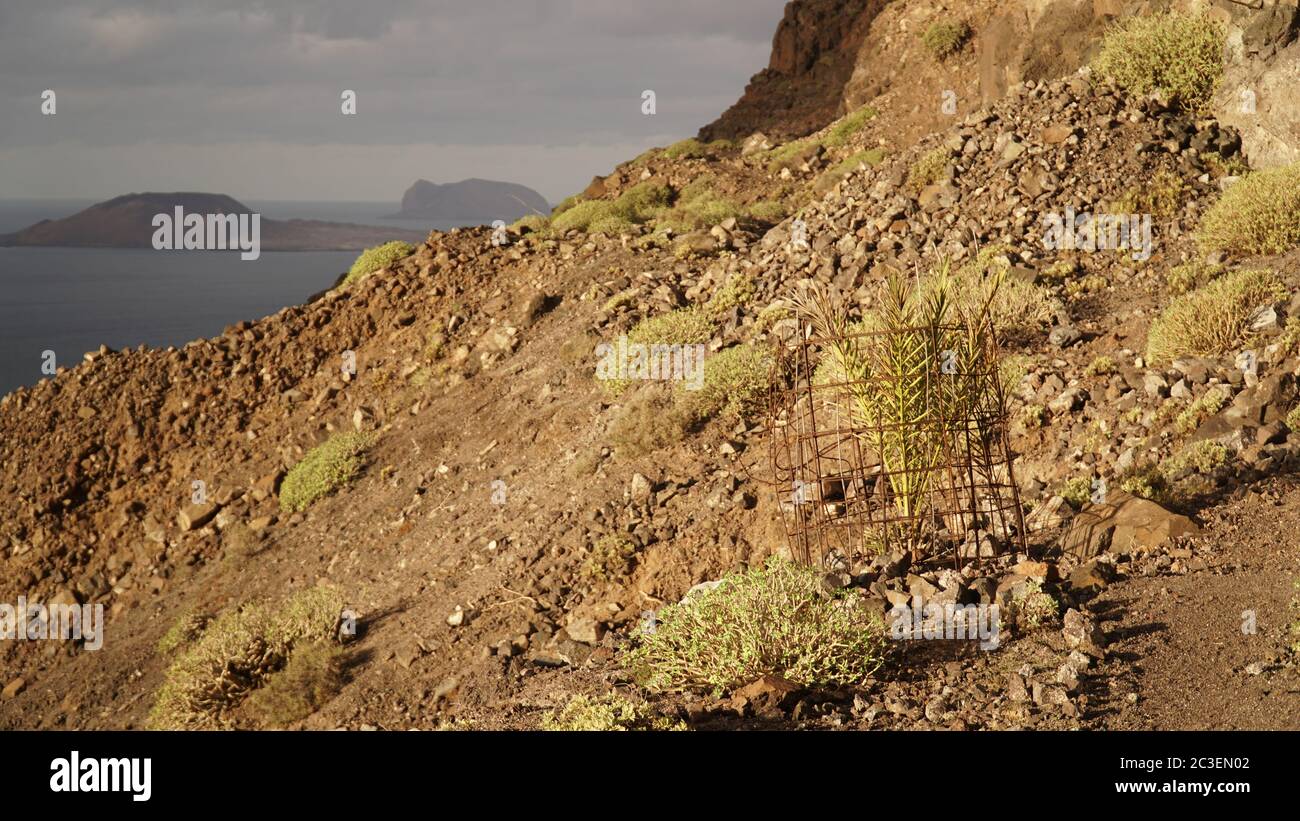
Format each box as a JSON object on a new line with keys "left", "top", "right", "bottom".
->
{"left": 0, "top": 200, "right": 476, "bottom": 398}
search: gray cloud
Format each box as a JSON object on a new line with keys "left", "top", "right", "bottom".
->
{"left": 0, "top": 0, "right": 785, "bottom": 202}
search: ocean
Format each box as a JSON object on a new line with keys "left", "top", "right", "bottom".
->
{"left": 0, "top": 200, "right": 477, "bottom": 398}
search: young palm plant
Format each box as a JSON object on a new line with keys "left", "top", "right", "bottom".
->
{"left": 792, "top": 260, "right": 1004, "bottom": 556}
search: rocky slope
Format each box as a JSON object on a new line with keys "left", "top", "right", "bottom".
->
{"left": 4, "top": 1, "right": 1300, "bottom": 731}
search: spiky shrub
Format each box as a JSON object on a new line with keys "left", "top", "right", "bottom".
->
{"left": 622, "top": 557, "right": 886, "bottom": 692}
{"left": 279, "top": 432, "right": 374, "bottom": 513}
{"left": 540, "top": 693, "right": 685, "bottom": 731}
{"left": 1197, "top": 163, "right": 1300, "bottom": 255}
{"left": 793, "top": 263, "right": 1008, "bottom": 547}
{"left": 1144, "top": 268, "right": 1283, "bottom": 365}
{"left": 922, "top": 20, "right": 971, "bottom": 60}
{"left": 247, "top": 641, "right": 345, "bottom": 727}
{"left": 148, "top": 587, "right": 345, "bottom": 729}
{"left": 1091, "top": 12, "right": 1224, "bottom": 111}
{"left": 344, "top": 241, "right": 415, "bottom": 286}
{"left": 951, "top": 246, "right": 1061, "bottom": 335}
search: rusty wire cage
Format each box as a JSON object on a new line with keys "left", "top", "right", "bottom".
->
{"left": 768, "top": 287, "right": 1027, "bottom": 571}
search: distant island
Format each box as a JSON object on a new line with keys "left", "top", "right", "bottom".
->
{"left": 0, "top": 193, "right": 426, "bottom": 251}
{"left": 388, "top": 178, "right": 550, "bottom": 222}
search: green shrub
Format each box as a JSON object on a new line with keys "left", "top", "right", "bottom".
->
{"left": 148, "top": 587, "right": 345, "bottom": 729}
{"left": 907, "top": 148, "right": 951, "bottom": 194}
{"left": 825, "top": 106, "right": 879, "bottom": 147}
{"left": 344, "top": 241, "right": 415, "bottom": 286}
{"left": 1110, "top": 168, "right": 1186, "bottom": 218}
{"left": 279, "top": 432, "right": 374, "bottom": 513}
{"left": 923, "top": 20, "right": 971, "bottom": 59}
{"left": 1287, "top": 405, "right": 1300, "bottom": 432}
{"left": 511, "top": 214, "right": 550, "bottom": 234}
{"left": 584, "top": 535, "right": 637, "bottom": 580}
{"left": 599, "top": 307, "right": 717, "bottom": 396}
{"left": 746, "top": 200, "right": 789, "bottom": 223}
{"left": 608, "top": 393, "right": 692, "bottom": 457}
{"left": 622, "top": 557, "right": 886, "bottom": 693}
{"left": 706, "top": 271, "right": 756, "bottom": 318}
{"left": 1197, "top": 163, "right": 1300, "bottom": 255}
{"left": 550, "top": 183, "right": 672, "bottom": 234}
{"left": 1059, "top": 476, "right": 1093, "bottom": 508}
{"left": 1174, "top": 386, "right": 1228, "bottom": 435}
{"left": 540, "top": 693, "right": 685, "bottom": 731}
{"left": 1145, "top": 268, "right": 1284, "bottom": 365}
{"left": 1091, "top": 12, "right": 1224, "bottom": 111}
{"left": 661, "top": 138, "right": 732, "bottom": 160}
{"left": 550, "top": 199, "right": 618, "bottom": 233}
{"left": 1084, "top": 356, "right": 1118, "bottom": 377}
{"left": 247, "top": 641, "right": 345, "bottom": 726}
{"left": 679, "top": 344, "right": 772, "bottom": 424}
{"left": 947, "top": 246, "right": 1062, "bottom": 335}
{"left": 1166, "top": 260, "right": 1224, "bottom": 295}
{"left": 157, "top": 611, "right": 212, "bottom": 655}
{"left": 551, "top": 194, "right": 584, "bottom": 216}
{"left": 1011, "top": 581, "right": 1059, "bottom": 629}
{"left": 1164, "top": 439, "right": 1228, "bottom": 476}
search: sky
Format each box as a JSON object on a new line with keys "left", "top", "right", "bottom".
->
{"left": 0, "top": 0, "right": 788, "bottom": 205}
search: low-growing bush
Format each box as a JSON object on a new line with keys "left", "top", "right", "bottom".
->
{"left": 922, "top": 20, "right": 971, "bottom": 60}
{"left": 746, "top": 200, "right": 789, "bottom": 223}
{"left": 1174, "top": 386, "right": 1229, "bottom": 435}
{"left": 343, "top": 241, "right": 415, "bottom": 286}
{"left": 824, "top": 106, "right": 879, "bottom": 147}
{"left": 1084, "top": 356, "right": 1118, "bottom": 377}
{"left": 679, "top": 344, "right": 772, "bottom": 425}
{"left": 247, "top": 641, "right": 345, "bottom": 727}
{"left": 1091, "top": 12, "right": 1224, "bottom": 112}
{"left": 279, "top": 432, "right": 375, "bottom": 513}
{"left": 584, "top": 535, "right": 637, "bottom": 580}
{"left": 1166, "top": 260, "right": 1224, "bottom": 295}
{"left": 540, "top": 692, "right": 685, "bottom": 731}
{"left": 946, "top": 245, "right": 1062, "bottom": 335}
{"left": 1144, "top": 268, "right": 1284, "bottom": 365}
{"left": 906, "top": 148, "right": 952, "bottom": 194}
{"left": 1197, "top": 162, "right": 1300, "bottom": 255}
{"left": 622, "top": 557, "right": 886, "bottom": 693}
{"left": 705, "top": 271, "right": 756, "bottom": 318}
{"left": 148, "top": 587, "right": 345, "bottom": 729}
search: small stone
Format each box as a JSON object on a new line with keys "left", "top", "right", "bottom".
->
{"left": 2, "top": 678, "right": 25, "bottom": 700}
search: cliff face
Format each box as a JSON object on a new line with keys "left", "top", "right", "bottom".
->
{"left": 700, "top": 0, "right": 883, "bottom": 142}
{"left": 393, "top": 178, "right": 550, "bottom": 222}
{"left": 702, "top": 0, "right": 1300, "bottom": 171}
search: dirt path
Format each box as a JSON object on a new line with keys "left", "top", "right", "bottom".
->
{"left": 1088, "top": 477, "right": 1300, "bottom": 729}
